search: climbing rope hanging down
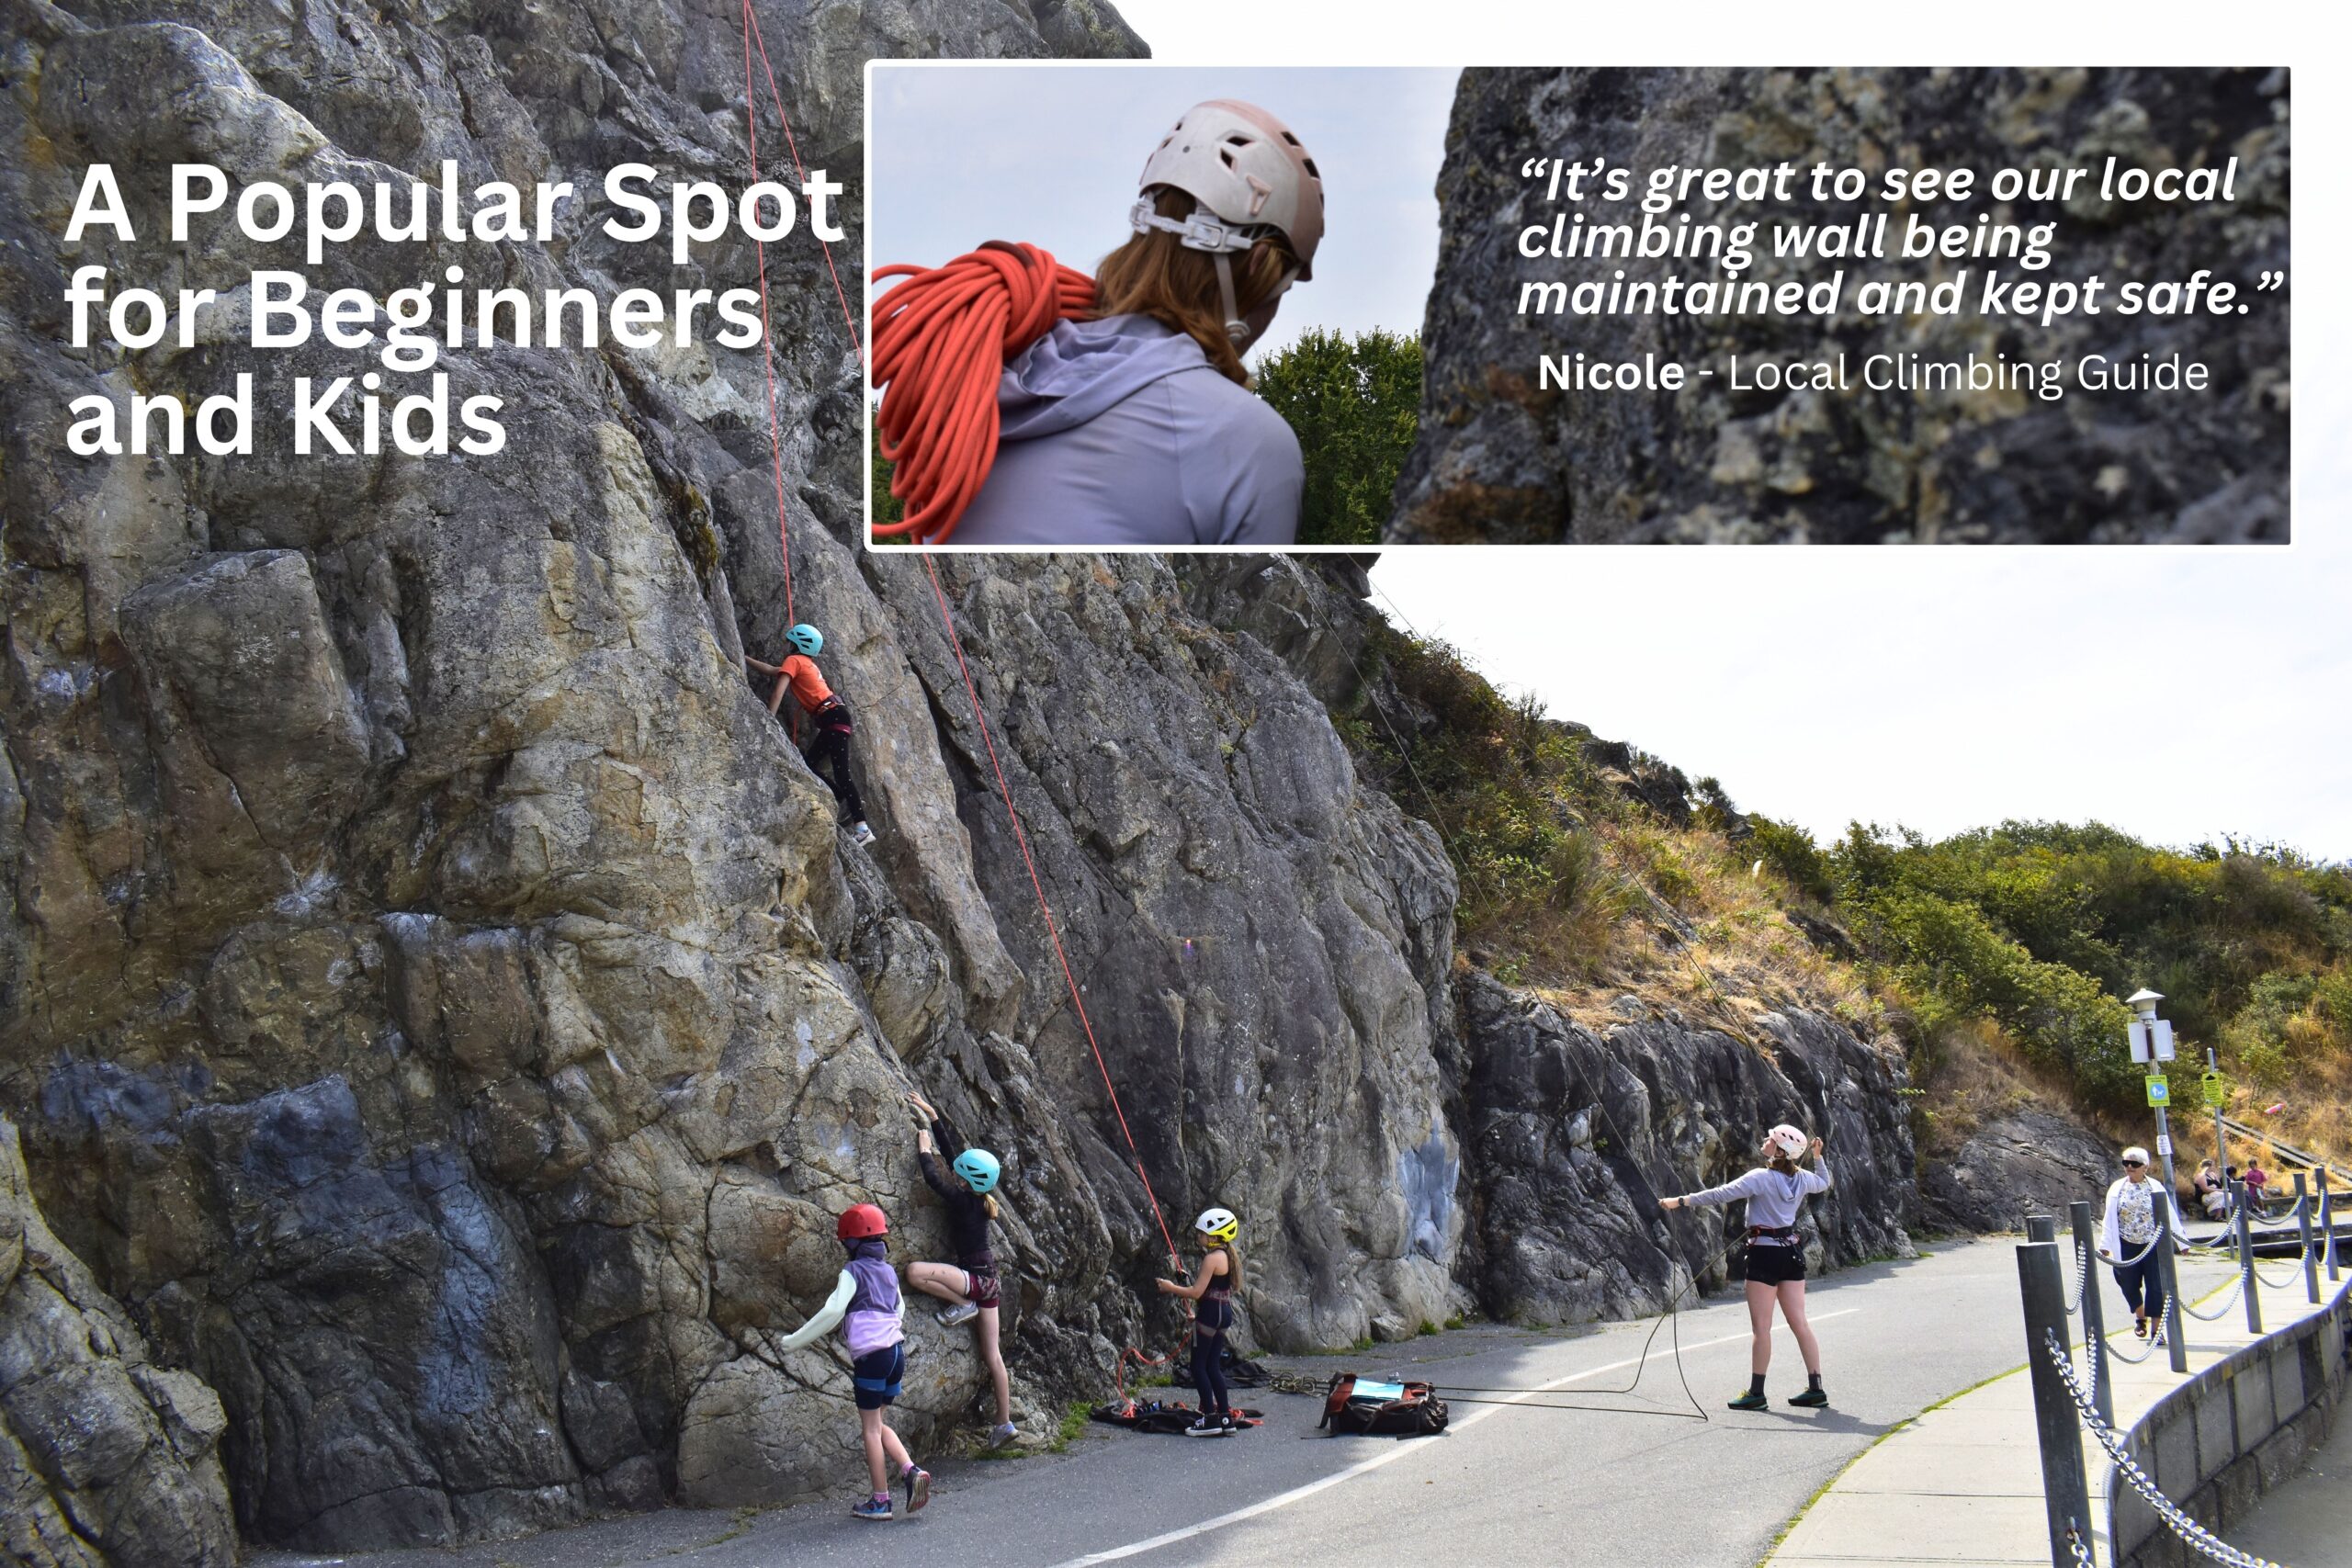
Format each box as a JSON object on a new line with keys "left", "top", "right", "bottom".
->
{"left": 870, "top": 245, "right": 1095, "bottom": 544}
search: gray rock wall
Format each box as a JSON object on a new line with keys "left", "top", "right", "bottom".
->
{"left": 1393, "top": 67, "right": 2290, "bottom": 544}
{"left": 1, "top": 1114, "right": 237, "bottom": 1568}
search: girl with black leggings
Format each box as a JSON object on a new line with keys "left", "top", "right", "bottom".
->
{"left": 1157, "top": 1206, "right": 1243, "bottom": 1437}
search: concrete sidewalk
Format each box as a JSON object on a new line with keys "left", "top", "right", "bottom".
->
{"left": 1768, "top": 1253, "right": 2339, "bottom": 1566}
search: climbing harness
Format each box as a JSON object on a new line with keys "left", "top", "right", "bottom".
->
{"left": 869, "top": 244, "right": 1096, "bottom": 544}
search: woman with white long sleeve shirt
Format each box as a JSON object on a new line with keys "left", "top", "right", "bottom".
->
{"left": 2099, "top": 1145, "right": 2190, "bottom": 1341}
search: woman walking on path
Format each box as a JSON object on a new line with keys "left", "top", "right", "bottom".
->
{"left": 1661, "top": 1124, "right": 1834, "bottom": 1410}
{"left": 902, "top": 1092, "right": 1015, "bottom": 1448}
{"left": 2100, "top": 1145, "right": 2190, "bottom": 1341}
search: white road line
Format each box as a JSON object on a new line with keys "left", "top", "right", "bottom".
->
{"left": 1051, "top": 1308, "right": 1862, "bottom": 1566}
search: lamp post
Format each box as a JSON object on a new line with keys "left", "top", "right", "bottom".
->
{"left": 2126, "top": 988, "right": 2181, "bottom": 1201}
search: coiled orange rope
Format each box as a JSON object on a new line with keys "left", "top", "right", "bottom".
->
{"left": 870, "top": 243, "right": 1095, "bottom": 544}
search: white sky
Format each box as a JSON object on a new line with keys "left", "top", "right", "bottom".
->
{"left": 868, "top": 64, "right": 1453, "bottom": 363}
{"left": 1084, "top": 3, "right": 2346, "bottom": 862}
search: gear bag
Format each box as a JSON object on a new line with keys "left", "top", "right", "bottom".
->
{"left": 1091, "top": 1398, "right": 1263, "bottom": 1435}
{"left": 1317, "top": 1373, "right": 1450, "bottom": 1438}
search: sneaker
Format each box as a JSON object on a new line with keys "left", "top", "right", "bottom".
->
{"left": 852, "top": 1495, "right": 893, "bottom": 1522}
{"left": 902, "top": 1465, "right": 930, "bottom": 1515}
{"left": 987, "top": 1422, "right": 1019, "bottom": 1450}
{"left": 851, "top": 821, "right": 876, "bottom": 846}
{"left": 1727, "top": 1391, "right": 1769, "bottom": 1411}
{"left": 1185, "top": 1414, "right": 1231, "bottom": 1438}
{"left": 1788, "top": 1387, "right": 1829, "bottom": 1409}
{"left": 937, "top": 1302, "right": 978, "bottom": 1328}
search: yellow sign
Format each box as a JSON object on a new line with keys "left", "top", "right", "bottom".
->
{"left": 2201, "top": 1070, "right": 2229, "bottom": 1108}
{"left": 2145, "top": 1075, "right": 2171, "bottom": 1108}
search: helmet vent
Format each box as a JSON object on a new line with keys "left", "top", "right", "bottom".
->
{"left": 1280, "top": 130, "right": 1300, "bottom": 145}
{"left": 1303, "top": 157, "right": 1320, "bottom": 179}
{"left": 1219, "top": 148, "right": 1236, "bottom": 170}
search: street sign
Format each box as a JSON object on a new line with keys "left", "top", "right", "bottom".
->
{"left": 2201, "top": 1070, "right": 2229, "bottom": 1107}
{"left": 2129, "top": 1019, "right": 2179, "bottom": 1063}
{"left": 2145, "top": 1075, "right": 2171, "bottom": 1108}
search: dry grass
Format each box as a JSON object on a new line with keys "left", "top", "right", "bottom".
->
{"left": 1488, "top": 817, "right": 1889, "bottom": 1054}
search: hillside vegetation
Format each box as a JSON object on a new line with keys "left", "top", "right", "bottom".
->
{"left": 1346, "top": 626, "right": 2352, "bottom": 1168}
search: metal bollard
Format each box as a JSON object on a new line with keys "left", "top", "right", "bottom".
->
{"left": 2295, "top": 1173, "right": 2320, "bottom": 1304}
{"left": 2070, "top": 1199, "right": 2113, "bottom": 1427}
{"left": 2156, "top": 1190, "right": 2189, "bottom": 1373}
{"left": 2028, "top": 1213, "right": 2056, "bottom": 1244}
{"left": 2234, "top": 1177, "right": 2263, "bottom": 1334}
{"left": 2018, "top": 1240, "right": 2094, "bottom": 1568}
{"left": 2324, "top": 1171, "right": 2341, "bottom": 1282}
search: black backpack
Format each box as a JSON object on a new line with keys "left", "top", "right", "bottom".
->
{"left": 1317, "top": 1372, "right": 1450, "bottom": 1438}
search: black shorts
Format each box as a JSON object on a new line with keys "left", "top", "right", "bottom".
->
{"left": 851, "top": 1344, "right": 904, "bottom": 1410}
{"left": 1743, "top": 1243, "right": 1807, "bottom": 1286}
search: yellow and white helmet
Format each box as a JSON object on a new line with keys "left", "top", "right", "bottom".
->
{"left": 1194, "top": 1206, "right": 1240, "bottom": 1245}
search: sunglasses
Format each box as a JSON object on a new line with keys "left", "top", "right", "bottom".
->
{"left": 2122, "top": 1159, "right": 2148, "bottom": 1168}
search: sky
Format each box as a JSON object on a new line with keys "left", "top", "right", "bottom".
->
{"left": 881, "top": 6, "right": 2346, "bottom": 863}
{"left": 868, "top": 64, "right": 1454, "bottom": 363}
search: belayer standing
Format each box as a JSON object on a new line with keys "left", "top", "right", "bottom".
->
{"left": 1661, "top": 1124, "right": 1834, "bottom": 1410}
{"left": 775, "top": 1202, "right": 931, "bottom": 1520}
{"left": 901, "top": 1091, "right": 1016, "bottom": 1449}
{"left": 2098, "top": 1145, "right": 2190, "bottom": 1342}
{"left": 745, "top": 623, "right": 875, "bottom": 846}
{"left": 1156, "top": 1206, "right": 1244, "bottom": 1437}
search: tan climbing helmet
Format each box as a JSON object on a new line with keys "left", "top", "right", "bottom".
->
{"left": 1134, "top": 99, "right": 1325, "bottom": 278}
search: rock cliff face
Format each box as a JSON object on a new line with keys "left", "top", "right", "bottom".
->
{"left": 5, "top": 5, "right": 1921, "bottom": 1557}
{"left": 1, "top": 1115, "right": 236, "bottom": 1568}
{"left": 1393, "top": 67, "right": 2290, "bottom": 544}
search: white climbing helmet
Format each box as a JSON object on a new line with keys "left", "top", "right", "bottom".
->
{"left": 1194, "top": 1206, "right": 1239, "bottom": 1245}
{"left": 1766, "top": 1123, "right": 1809, "bottom": 1160}
{"left": 1133, "top": 99, "right": 1325, "bottom": 344}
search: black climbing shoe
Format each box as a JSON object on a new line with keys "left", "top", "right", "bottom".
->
{"left": 1727, "top": 1391, "right": 1768, "bottom": 1411}
{"left": 1788, "top": 1387, "right": 1829, "bottom": 1409}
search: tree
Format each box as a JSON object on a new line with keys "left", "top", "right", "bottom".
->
{"left": 1253, "top": 327, "right": 1422, "bottom": 546}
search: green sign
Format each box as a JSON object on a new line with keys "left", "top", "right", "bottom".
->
{"left": 2201, "top": 1070, "right": 2229, "bottom": 1108}
{"left": 2145, "top": 1075, "right": 2171, "bottom": 1108}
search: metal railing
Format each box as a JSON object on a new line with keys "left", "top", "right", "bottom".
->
{"left": 2016, "top": 1171, "right": 2335, "bottom": 1566}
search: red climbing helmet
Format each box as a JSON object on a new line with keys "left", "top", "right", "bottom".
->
{"left": 836, "top": 1202, "right": 888, "bottom": 1240}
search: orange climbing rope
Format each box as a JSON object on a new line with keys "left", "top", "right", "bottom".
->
{"left": 870, "top": 244, "right": 1096, "bottom": 544}
{"left": 921, "top": 555, "right": 1182, "bottom": 1270}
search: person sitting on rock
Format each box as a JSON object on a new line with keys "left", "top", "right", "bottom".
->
{"left": 1661, "top": 1124, "right": 1834, "bottom": 1411}
{"left": 2194, "top": 1159, "right": 2229, "bottom": 1219}
{"left": 902, "top": 1091, "right": 1016, "bottom": 1449}
{"left": 745, "top": 623, "right": 873, "bottom": 846}
{"left": 1156, "top": 1206, "right": 1245, "bottom": 1437}
{"left": 775, "top": 1202, "right": 930, "bottom": 1520}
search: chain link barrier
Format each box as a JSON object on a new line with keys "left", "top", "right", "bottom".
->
{"left": 2179, "top": 1271, "right": 2247, "bottom": 1322}
{"left": 2042, "top": 1330, "right": 2290, "bottom": 1568}
{"left": 2064, "top": 1241, "right": 2092, "bottom": 1315}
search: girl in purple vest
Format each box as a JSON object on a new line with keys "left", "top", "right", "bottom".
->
{"left": 776, "top": 1202, "right": 931, "bottom": 1519}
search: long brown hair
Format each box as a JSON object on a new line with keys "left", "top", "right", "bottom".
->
{"left": 1092, "top": 190, "right": 1295, "bottom": 385}
{"left": 1207, "top": 1240, "right": 1243, "bottom": 1294}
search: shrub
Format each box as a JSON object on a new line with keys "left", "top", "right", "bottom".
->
{"left": 1253, "top": 327, "right": 1422, "bottom": 546}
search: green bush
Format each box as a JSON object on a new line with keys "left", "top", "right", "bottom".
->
{"left": 1253, "top": 327, "right": 1422, "bottom": 546}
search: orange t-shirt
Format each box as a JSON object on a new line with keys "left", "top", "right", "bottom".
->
{"left": 777, "top": 654, "right": 834, "bottom": 713}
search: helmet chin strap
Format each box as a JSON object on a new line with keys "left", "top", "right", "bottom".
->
{"left": 1216, "top": 254, "right": 1250, "bottom": 345}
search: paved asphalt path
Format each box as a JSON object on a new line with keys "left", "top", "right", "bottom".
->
{"left": 262, "top": 1240, "right": 2050, "bottom": 1568}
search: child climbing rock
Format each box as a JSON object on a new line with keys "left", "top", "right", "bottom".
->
{"left": 1156, "top": 1207, "right": 1244, "bottom": 1437}
{"left": 902, "top": 1091, "right": 1016, "bottom": 1448}
{"left": 745, "top": 623, "right": 874, "bottom": 846}
{"left": 775, "top": 1202, "right": 930, "bottom": 1519}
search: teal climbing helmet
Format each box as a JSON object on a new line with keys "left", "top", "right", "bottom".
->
{"left": 952, "top": 1147, "right": 1001, "bottom": 1194}
{"left": 786, "top": 624, "right": 822, "bottom": 657}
